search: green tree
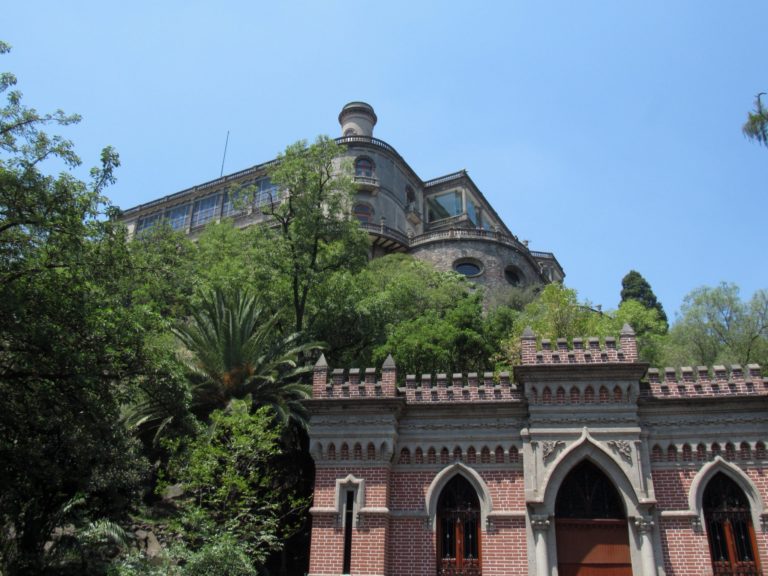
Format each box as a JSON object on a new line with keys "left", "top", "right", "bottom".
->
{"left": 620, "top": 270, "right": 668, "bottom": 329}
{"left": 191, "top": 221, "right": 259, "bottom": 299}
{"left": 498, "top": 283, "right": 667, "bottom": 366}
{"left": 512, "top": 283, "right": 607, "bottom": 341}
{"left": 743, "top": 92, "right": 768, "bottom": 148}
{"left": 664, "top": 283, "right": 768, "bottom": 369}
{"left": 127, "top": 222, "right": 197, "bottom": 319}
{"left": 310, "top": 253, "right": 476, "bottom": 367}
{"left": 0, "top": 42, "right": 147, "bottom": 575}
{"left": 160, "top": 402, "right": 306, "bottom": 572}
{"left": 259, "top": 136, "right": 369, "bottom": 334}
{"left": 172, "top": 287, "right": 317, "bottom": 425}
{"left": 374, "top": 292, "right": 492, "bottom": 376}
{"left": 611, "top": 299, "right": 668, "bottom": 366}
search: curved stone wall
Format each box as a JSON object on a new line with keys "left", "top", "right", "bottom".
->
{"left": 409, "top": 238, "right": 543, "bottom": 301}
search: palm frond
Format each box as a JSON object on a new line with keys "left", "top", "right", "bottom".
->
{"left": 174, "top": 287, "right": 323, "bottom": 423}
{"left": 81, "top": 519, "right": 131, "bottom": 549}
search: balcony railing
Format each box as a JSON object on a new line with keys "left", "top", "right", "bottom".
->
{"left": 359, "top": 222, "right": 410, "bottom": 247}
{"left": 410, "top": 228, "right": 529, "bottom": 253}
{"left": 336, "top": 135, "right": 399, "bottom": 156}
{"left": 423, "top": 170, "right": 467, "bottom": 188}
{"left": 353, "top": 175, "right": 379, "bottom": 191}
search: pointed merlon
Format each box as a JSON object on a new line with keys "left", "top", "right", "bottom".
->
{"left": 314, "top": 353, "right": 328, "bottom": 368}
{"left": 522, "top": 326, "right": 536, "bottom": 339}
{"left": 620, "top": 323, "right": 635, "bottom": 336}
{"left": 382, "top": 354, "right": 396, "bottom": 369}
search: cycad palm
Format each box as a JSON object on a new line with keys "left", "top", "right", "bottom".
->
{"left": 174, "top": 288, "right": 318, "bottom": 426}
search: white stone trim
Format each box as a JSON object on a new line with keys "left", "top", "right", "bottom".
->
{"left": 537, "top": 429, "right": 646, "bottom": 517}
{"left": 424, "top": 462, "right": 493, "bottom": 531}
{"left": 687, "top": 456, "right": 765, "bottom": 533}
{"left": 334, "top": 474, "right": 365, "bottom": 528}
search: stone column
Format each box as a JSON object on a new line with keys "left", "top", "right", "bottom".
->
{"left": 634, "top": 516, "right": 658, "bottom": 576}
{"left": 531, "top": 514, "right": 551, "bottom": 576}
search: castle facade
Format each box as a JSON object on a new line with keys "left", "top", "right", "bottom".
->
{"left": 119, "top": 102, "right": 564, "bottom": 303}
{"left": 306, "top": 327, "right": 767, "bottom": 576}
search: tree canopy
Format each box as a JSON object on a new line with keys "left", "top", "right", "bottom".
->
{"left": 663, "top": 283, "right": 767, "bottom": 369}
{"left": 620, "top": 270, "right": 668, "bottom": 329}
{"left": 260, "top": 136, "right": 369, "bottom": 334}
{"left": 743, "top": 92, "right": 768, "bottom": 148}
{"left": 0, "top": 42, "right": 146, "bottom": 576}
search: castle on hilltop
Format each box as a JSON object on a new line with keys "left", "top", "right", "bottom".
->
{"left": 120, "top": 102, "right": 564, "bottom": 303}
{"left": 119, "top": 102, "right": 768, "bottom": 575}
{"left": 306, "top": 326, "right": 768, "bottom": 576}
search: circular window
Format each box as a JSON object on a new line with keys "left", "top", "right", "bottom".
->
{"left": 504, "top": 266, "right": 523, "bottom": 286}
{"left": 454, "top": 259, "right": 483, "bottom": 277}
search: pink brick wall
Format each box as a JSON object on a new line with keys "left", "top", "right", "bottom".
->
{"left": 652, "top": 463, "right": 768, "bottom": 576}
{"left": 481, "top": 518, "right": 527, "bottom": 576}
{"left": 658, "top": 517, "right": 713, "bottom": 576}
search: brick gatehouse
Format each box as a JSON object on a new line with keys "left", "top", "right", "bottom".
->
{"left": 306, "top": 325, "right": 767, "bottom": 576}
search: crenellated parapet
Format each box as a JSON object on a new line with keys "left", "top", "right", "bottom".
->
{"left": 642, "top": 364, "right": 767, "bottom": 399}
{"left": 312, "top": 353, "right": 398, "bottom": 399}
{"left": 402, "top": 371, "right": 521, "bottom": 403}
{"left": 520, "top": 324, "right": 639, "bottom": 365}
{"left": 312, "top": 354, "right": 523, "bottom": 403}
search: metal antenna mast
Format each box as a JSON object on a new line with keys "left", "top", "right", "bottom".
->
{"left": 219, "top": 130, "right": 230, "bottom": 177}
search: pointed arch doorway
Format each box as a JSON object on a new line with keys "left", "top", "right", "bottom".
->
{"left": 555, "top": 461, "right": 632, "bottom": 576}
{"left": 437, "top": 475, "right": 481, "bottom": 576}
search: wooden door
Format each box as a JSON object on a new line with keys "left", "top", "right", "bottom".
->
{"left": 555, "top": 461, "right": 632, "bottom": 576}
{"left": 556, "top": 519, "right": 632, "bottom": 576}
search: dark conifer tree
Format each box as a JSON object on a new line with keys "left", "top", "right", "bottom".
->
{"left": 620, "top": 270, "right": 668, "bottom": 330}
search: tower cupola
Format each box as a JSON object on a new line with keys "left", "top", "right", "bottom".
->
{"left": 339, "top": 101, "right": 377, "bottom": 137}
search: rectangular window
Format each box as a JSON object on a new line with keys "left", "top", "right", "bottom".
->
{"left": 135, "top": 212, "right": 162, "bottom": 234}
{"left": 222, "top": 180, "right": 251, "bottom": 218}
{"left": 254, "top": 178, "right": 279, "bottom": 211}
{"left": 466, "top": 198, "right": 478, "bottom": 225}
{"left": 165, "top": 204, "right": 190, "bottom": 231}
{"left": 342, "top": 490, "right": 354, "bottom": 575}
{"left": 427, "top": 190, "right": 463, "bottom": 222}
{"left": 190, "top": 193, "right": 220, "bottom": 228}
{"left": 221, "top": 190, "right": 240, "bottom": 218}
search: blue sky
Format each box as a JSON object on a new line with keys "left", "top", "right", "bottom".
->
{"left": 4, "top": 1, "right": 766, "bottom": 317}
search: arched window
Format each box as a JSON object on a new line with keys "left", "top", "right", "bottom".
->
{"left": 703, "top": 473, "right": 760, "bottom": 575}
{"left": 437, "top": 475, "right": 481, "bottom": 576}
{"left": 353, "top": 203, "right": 374, "bottom": 224}
{"left": 556, "top": 461, "right": 625, "bottom": 520}
{"left": 354, "top": 157, "right": 374, "bottom": 178}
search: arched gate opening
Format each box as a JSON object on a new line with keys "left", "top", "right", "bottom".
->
{"left": 555, "top": 460, "right": 632, "bottom": 576}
